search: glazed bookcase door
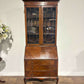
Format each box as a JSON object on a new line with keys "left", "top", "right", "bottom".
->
{"left": 26, "top": 7, "right": 39, "bottom": 44}
{"left": 26, "top": 6, "right": 57, "bottom": 46}
{"left": 43, "top": 7, "right": 56, "bottom": 44}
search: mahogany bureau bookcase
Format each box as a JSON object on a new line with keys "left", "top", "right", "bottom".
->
{"left": 23, "top": 0, "right": 60, "bottom": 84}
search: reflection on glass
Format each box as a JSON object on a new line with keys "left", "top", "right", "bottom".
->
{"left": 43, "top": 7, "right": 56, "bottom": 44}
{"left": 26, "top": 8, "right": 39, "bottom": 44}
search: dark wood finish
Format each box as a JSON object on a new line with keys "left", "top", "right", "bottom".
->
{"left": 39, "top": 6, "right": 43, "bottom": 44}
{"left": 27, "top": 44, "right": 55, "bottom": 47}
{"left": 24, "top": 47, "right": 58, "bottom": 83}
{"left": 25, "top": 71, "right": 57, "bottom": 77}
{"left": 25, "top": 47, "right": 58, "bottom": 59}
{"left": 24, "top": 6, "right": 28, "bottom": 46}
{"left": 25, "top": 60, "right": 57, "bottom": 65}
{"left": 55, "top": 6, "right": 58, "bottom": 45}
{"left": 25, "top": 5, "right": 57, "bottom": 46}
{"left": 23, "top": 0, "right": 60, "bottom": 84}
{"left": 25, "top": 65, "right": 57, "bottom": 71}
{"left": 24, "top": 2, "right": 58, "bottom": 6}
{"left": 23, "top": 0, "right": 60, "bottom": 1}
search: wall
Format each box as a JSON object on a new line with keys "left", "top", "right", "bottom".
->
{"left": 58, "top": 0, "right": 84, "bottom": 76}
{"left": 0, "top": 0, "right": 84, "bottom": 76}
{"left": 0, "top": 0, "right": 25, "bottom": 76}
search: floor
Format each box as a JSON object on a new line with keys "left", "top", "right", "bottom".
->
{"left": 0, "top": 76, "right": 84, "bottom": 84}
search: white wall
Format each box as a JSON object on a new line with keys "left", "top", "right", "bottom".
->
{"left": 0, "top": 0, "right": 25, "bottom": 76}
{"left": 0, "top": 0, "right": 84, "bottom": 76}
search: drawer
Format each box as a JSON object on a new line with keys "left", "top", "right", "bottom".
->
{"left": 25, "top": 60, "right": 31, "bottom": 65}
{"left": 25, "top": 65, "right": 57, "bottom": 71}
{"left": 25, "top": 71, "right": 57, "bottom": 77}
{"left": 25, "top": 60, "right": 57, "bottom": 65}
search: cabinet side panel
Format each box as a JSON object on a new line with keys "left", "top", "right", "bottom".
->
{"left": 24, "top": 7, "right": 28, "bottom": 46}
{"left": 55, "top": 6, "right": 58, "bottom": 45}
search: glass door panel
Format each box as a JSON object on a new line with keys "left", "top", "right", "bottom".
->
{"left": 26, "top": 8, "right": 39, "bottom": 44}
{"left": 43, "top": 7, "right": 56, "bottom": 44}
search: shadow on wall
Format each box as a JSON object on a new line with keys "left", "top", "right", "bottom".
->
{"left": 0, "top": 60, "right": 6, "bottom": 72}
{"left": 70, "top": 51, "right": 84, "bottom": 75}
{"left": 0, "top": 38, "right": 13, "bottom": 72}
{"left": 76, "top": 51, "right": 84, "bottom": 72}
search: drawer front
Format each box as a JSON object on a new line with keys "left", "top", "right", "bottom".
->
{"left": 25, "top": 60, "right": 32, "bottom": 65}
{"left": 25, "top": 71, "right": 57, "bottom": 77}
{"left": 25, "top": 65, "right": 57, "bottom": 71}
{"left": 25, "top": 60, "right": 57, "bottom": 65}
{"left": 32, "top": 60, "right": 57, "bottom": 65}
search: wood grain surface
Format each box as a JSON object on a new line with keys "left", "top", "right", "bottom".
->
{"left": 25, "top": 47, "right": 58, "bottom": 59}
{"left": 23, "top": 1, "right": 59, "bottom": 83}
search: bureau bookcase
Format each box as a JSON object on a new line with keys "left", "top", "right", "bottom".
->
{"left": 23, "top": 0, "right": 60, "bottom": 84}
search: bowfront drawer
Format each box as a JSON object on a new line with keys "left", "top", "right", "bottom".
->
{"left": 25, "top": 65, "right": 57, "bottom": 71}
{"left": 25, "top": 71, "right": 57, "bottom": 77}
{"left": 25, "top": 60, "right": 57, "bottom": 65}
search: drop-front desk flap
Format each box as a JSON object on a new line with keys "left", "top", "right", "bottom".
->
{"left": 25, "top": 47, "right": 58, "bottom": 60}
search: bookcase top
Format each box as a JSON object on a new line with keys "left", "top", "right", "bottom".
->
{"left": 23, "top": 0, "right": 60, "bottom": 2}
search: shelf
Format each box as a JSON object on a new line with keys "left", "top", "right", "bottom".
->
{"left": 27, "top": 33, "right": 39, "bottom": 35}
{"left": 27, "top": 17, "right": 56, "bottom": 20}
{"left": 43, "top": 25, "right": 56, "bottom": 27}
{"left": 27, "top": 26, "right": 39, "bottom": 28}
{"left": 43, "top": 17, "right": 56, "bottom": 20}
{"left": 27, "top": 26, "right": 55, "bottom": 28}
{"left": 27, "top": 32, "right": 55, "bottom": 35}
{"left": 43, "top": 33, "right": 55, "bottom": 35}
{"left": 27, "top": 18, "right": 39, "bottom": 20}
{"left": 26, "top": 7, "right": 56, "bottom": 45}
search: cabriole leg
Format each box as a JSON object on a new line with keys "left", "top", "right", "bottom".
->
{"left": 56, "top": 78, "right": 59, "bottom": 84}
{"left": 24, "top": 78, "right": 27, "bottom": 84}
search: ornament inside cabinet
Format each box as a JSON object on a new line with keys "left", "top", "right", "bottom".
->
{"left": 23, "top": 0, "right": 60, "bottom": 84}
